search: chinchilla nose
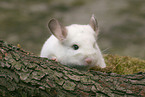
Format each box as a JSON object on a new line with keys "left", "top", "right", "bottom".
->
{"left": 85, "top": 58, "right": 92, "bottom": 64}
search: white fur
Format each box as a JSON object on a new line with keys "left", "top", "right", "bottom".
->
{"left": 40, "top": 19, "right": 106, "bottom": 69}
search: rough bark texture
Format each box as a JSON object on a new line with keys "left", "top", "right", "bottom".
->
{"left": 0, "top": 40, "right": 145, "bottom": 97}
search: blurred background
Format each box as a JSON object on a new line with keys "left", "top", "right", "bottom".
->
{"left": 0, "top": 0, "right": 145, "bottom": 59}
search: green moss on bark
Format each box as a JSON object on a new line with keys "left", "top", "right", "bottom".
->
{"left": 91, "top": 54, "right": 145, "bottom": 75}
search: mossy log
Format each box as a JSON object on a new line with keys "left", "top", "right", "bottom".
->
{"left": 0, "top": 40, "right": 145, "bottom": 97}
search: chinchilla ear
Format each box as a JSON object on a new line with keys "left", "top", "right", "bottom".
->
{"left": 48, "top": 19, "right": 67, "bottom": 41}
{"left": 89, "top": 14, "right": 99, "bottom": 35}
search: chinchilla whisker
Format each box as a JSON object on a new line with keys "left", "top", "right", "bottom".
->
{"left": 102, "top": 47, "right": 110, "bottom": 53}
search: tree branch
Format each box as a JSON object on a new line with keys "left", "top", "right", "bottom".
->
{"left": 0, "top": 40, "right": 145, "bottom": 97}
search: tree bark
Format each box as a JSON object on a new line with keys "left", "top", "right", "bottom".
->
{"left": 0, "top": 40, "right": 145, "bottom": 97}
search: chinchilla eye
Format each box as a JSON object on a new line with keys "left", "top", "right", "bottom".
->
{"left": 72, "top": 44, "right": 79, "bottom": 50}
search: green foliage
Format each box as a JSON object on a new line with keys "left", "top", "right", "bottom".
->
{"left": 91, "top": 54, "right": 145, "bottom": 75}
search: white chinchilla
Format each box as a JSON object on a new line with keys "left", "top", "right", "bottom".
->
{"left": 40, "top": 15, "right": 106, "bottom": 69}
